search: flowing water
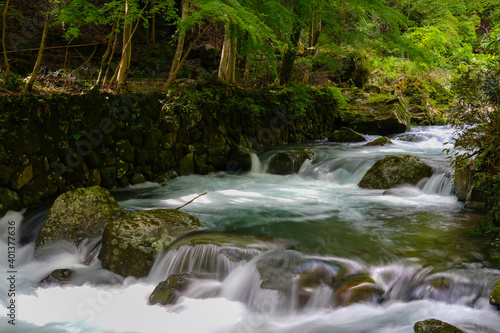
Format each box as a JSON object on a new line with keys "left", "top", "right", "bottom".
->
{"left": 1, "top": 126, "right": 500, "bottom": 332}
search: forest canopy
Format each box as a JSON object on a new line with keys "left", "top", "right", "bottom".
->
{"left": 0, "top": 0, "right": 498, "bottom": 92}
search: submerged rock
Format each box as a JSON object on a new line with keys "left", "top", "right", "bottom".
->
{"left": 489, "top": 280, "right": 500, "bottom": 306}
{"left": 167, "top": 231, "right": 293, "bottom": 254}
{"left": 268, "top": 149, "right": 315, "bottom": 175}
{"left": 383, "top": 185, "right": 423, "bottom": 197}
{"left": 358, "top": 155, "right": 433, "bottom": 189}
{"left": 40, "top": 269, "right": 75, "bottom": 285}
{"left": 36, "top": 186, "right": 127, "bottom": 247}
{"left": 333, "top": 276, "right": 383, "bottom": 306}
{"left": 364, "top": 136, "right": 392, "bottom": 146}
{"left": 99, "top": 209, "right": 201, "bottom": 277}
{"left": 149, "top": 272, "right": 212, "bottom": 305}
{"left": 413, "top": 318, "right": 465, "bottom": 333}
{"left": 328, "top": 127, "right": 366, "bottom": 143}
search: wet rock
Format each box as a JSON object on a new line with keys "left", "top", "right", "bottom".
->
{"left": 268, "top": 149, "right": 315, "bottom": 175}
{"left": 364, "top": 136, "right": 392, "bottom": 146}
{"left": 36, "top": 186, "right": 126, "bottom": 247}
{"left": 489, "top": 280, "right": 500, "bottom": 306}
{"left": 396, "top": 133, "right": 429, "bottom": 143}
{"left": 333, "top": 276, "right": 383, "bottom": 306}
{"left": 130, "top": 173, "right": 146, "bottom": 185}
{"left": 413, "top": 318, "right": 465, "bottom": 333}
{"left": 40, "top": 269, "right": 75, "bottom": 285}
{"left": 167, "top": 231, "right": 292, "bottom": 254}
{"left": 99, "top": 209, "right": 202, "bottom": 277}
{"left": 256, "top": 250, "right": 304, "bottom": 290}
{"left": 359, "top": 155, "right": 433, "bottom": 189}
{"left": 328, "top": 127, "right": 366, "bottom": 143}
{"left": 149, "top": 272, "right": 212, "bottom": 305}
{"left": 454, "top": 165, "right": 488, "bottom": 210}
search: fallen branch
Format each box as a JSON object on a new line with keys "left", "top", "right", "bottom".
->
{"left": 175, "top": 192, "right": 207, "bottom": 210}
{"left": 4, "top": 42, "right": 103, "bottom": 54}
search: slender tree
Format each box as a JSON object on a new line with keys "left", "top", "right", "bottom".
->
{"left": 2, "top": 0, "right": 10, "bottom": 77}
{"left": 116, "top": 0, "right": 133, "bottom": 89}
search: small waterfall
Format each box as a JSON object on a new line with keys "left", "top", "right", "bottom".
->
{"left": 148, "top": 244, "right": 261, "bottom": 283}
{"left": 419, "top": 173, "right": 455, "bottom": 196}
{"left": 299, "top": 158, "right": 372, "bottom": 184}
{"left": 251, "top": 153, "right": 264, "bottom": 173}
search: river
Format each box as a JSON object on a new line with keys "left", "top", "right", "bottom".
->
{"left": 1, "top": 126, "right": 499, "bottom": 332}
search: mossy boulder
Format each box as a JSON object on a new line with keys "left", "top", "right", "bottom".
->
{"left": 349, "top": 96, "right": 411, "bottom": 136}
{"left": 413, "top": 319, "right": 465, "bottom": 333}
{"left": 328, "top": 127, "right": 366, "bottom": 143}
{"left": 359, "top": 155, "right": 433, "bottom": 189}
{"left": 268, "top": 149, "right": 315, "bottom": 175}
{"left": 99, "top": 209, "right": 202, "bottom": 277}
{"left": 489, "top": 280, "right": 500, "bottom": 306}
{"left": 364, "top": 136, "right": 392, "bottom": 146}
{"left": 36, "top": 186, "right": 127, "bottom": 247}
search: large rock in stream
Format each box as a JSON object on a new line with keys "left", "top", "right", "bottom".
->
{"left": 268, "top": 149, "right": 315, "bottom": 175}
{"left": 348, "top": 95, "right": 411, "bottom": 136}
{"left": 98, "top": 209, "right": 202, "bottom": 278}
{"left": 36, "top": 186, "right": 127, "bottom": 247}
{"left": 328, "top": 127, "right": 366, "bottom": 143}
{"left": 413, "top": 319, "right": 465, "bottom": 333}
{"left": 358, "top": 155, "right": 433, "bottom": 189}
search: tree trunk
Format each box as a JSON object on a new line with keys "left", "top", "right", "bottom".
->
{"left": 116, "top": 0, "right": 133, "bottom": 89}
{"left": 26, "top": 11, "right": 54, "bottom": 90}
{"left": 226, "top": 32, "right": 237, "bottom": 84}
{"left": 2, "top": 0, "right": 10, "bottom": 77}
{"left": 166, "top": 0, "right": 188, "bottom": 87}
{"left": 103, "top": 19, "right": 120, "bottom": 87}
{"left": 150, "top": 1, "right": 155, "bottom": 44}
{"left": 218, "top": 24, "right": 237, "bottom": 85}
{"left": 279, "top": 24, "right": 301, "bottom": 85}
{"left": 165, "top": 25, "right": 209, "bottom": 89}
{"left": 93, "top": 17, "right": 119, "bottom": 90}
{"left": 218, "top": 25, "right": 230, "bottom": 81}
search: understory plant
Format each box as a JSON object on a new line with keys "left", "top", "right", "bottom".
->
{"left": 447, "top": 35, "right": 500, "bottom": 206}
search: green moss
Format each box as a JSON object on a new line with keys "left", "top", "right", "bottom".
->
{"left": 490, "top": 280, "right": 500, "bottom": 305}
{"left": 99, "top": 209, "right": 202, "bottom": 277}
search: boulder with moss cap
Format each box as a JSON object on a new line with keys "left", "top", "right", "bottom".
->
{"left": 36, "top": 186, "right": 126, "bottom": 247}
{"left": 98, "top": 209, "right": 202, "bottom": 277}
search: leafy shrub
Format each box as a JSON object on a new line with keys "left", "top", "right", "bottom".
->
{"left": 2, "top": 72, "right": 24, "bottom": 91}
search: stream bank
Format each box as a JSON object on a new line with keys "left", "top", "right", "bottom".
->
{"left": 0, "top": 86, "right": 413, "bottom": 216}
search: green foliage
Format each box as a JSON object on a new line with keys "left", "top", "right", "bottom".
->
{"left": 448, "top": 32, "right": 500, "bottom": 201}
{"left": 1, "top": 73, "right": 24, "bottom": 91}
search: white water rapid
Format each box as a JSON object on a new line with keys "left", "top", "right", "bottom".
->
{"left": 1, "top": 126, "right": 500, "bottom": 333}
